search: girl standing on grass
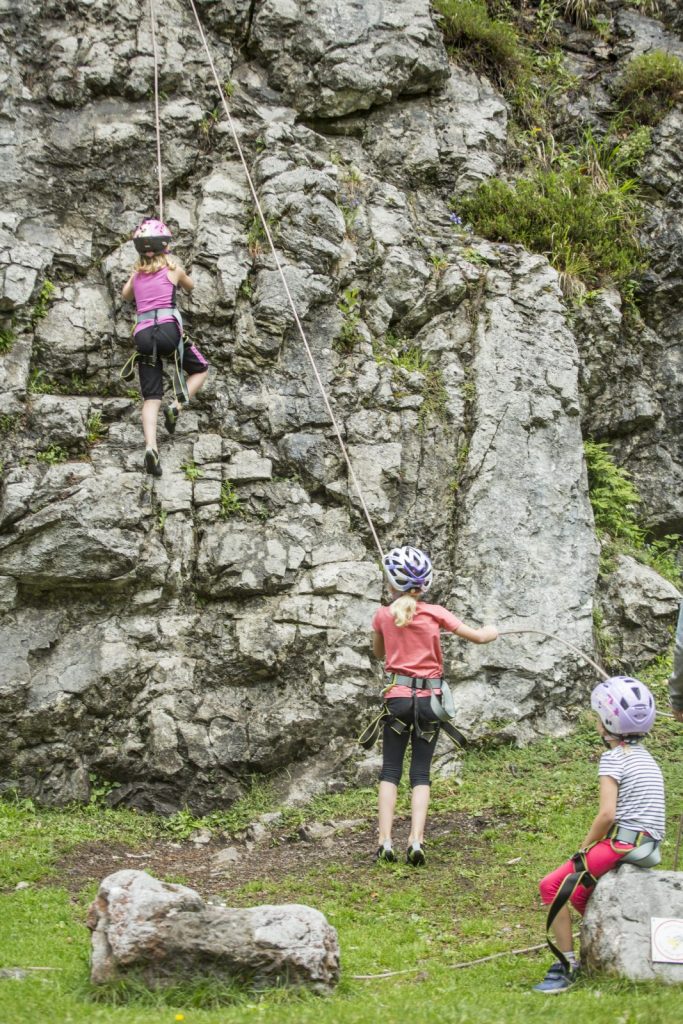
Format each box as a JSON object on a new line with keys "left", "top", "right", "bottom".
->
{"left": 371, "top": 545, "right": 498, "bottom": 867}
{"left": 534, "top": 676, "right": 665, "bottom": 994}
{"left": 122, "top": 218, "right": 209, "bottom": 478}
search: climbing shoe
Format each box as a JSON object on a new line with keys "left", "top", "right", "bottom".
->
{"left": 374, "top": 845, "right": 397, "bottom": 864}
{"left": 163, "top": 403, "right": 180, "bottom": 435}
{"left": 406, "top": 843, "right": 426, "bottom": 867}
{"left": 144, "top": 447, "right": 162, "bottom": 478}
{"left": 533, "top": 962, "right": 579, "bottom": 994}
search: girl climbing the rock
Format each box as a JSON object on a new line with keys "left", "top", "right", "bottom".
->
{"left": 122, "top": 218, "right": 209, "bottom": 477}
{"left": 534, "top": 676, "right": 665, "bottom": 994}
{"left": 371, "top": 545, "right": 498, "bottom": 866}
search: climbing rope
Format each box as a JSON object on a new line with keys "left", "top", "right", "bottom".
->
{"left": 185, "top": 0, "right": 385, "bottom": 563}
{"left": 149, "top": 0, "right": 164, "bottom": 219}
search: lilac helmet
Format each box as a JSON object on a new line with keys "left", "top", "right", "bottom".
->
{"left": 132, "top": 217, "right": 172, "bottom": 255}
{"left": 383, "top": 546, "right": 433, "bottom": 593}
{"left": 591, "top": 676, "right": 656, "bottom": 736}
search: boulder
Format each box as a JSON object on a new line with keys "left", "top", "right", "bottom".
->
{"left": 87, "top": 870, "right": 339, "bottom": 993}
{"left": 582, "top": 865, "right": 683, "bottom": 984}
{"left": 598, "top": 555, "right": 681, "bottom": 670}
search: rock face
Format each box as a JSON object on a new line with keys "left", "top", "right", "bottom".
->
{"left": 87, "top": 869, "right": 339, "bottom": 993}
{"left": 0, "top": 2, "right": 679, "bottom": 809}
{"left": 582, "top": 865, "right": 683, "bottom": 984}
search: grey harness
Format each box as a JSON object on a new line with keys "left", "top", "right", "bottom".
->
{"left": 122, "top": 306, "right": 189, "bottom": 403}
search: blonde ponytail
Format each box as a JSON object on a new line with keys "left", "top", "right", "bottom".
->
{"left": 390, "top": 593, "right": 419, "bottom": 627}
{"left": 134, "top": 252, "right": 177, "bottom": 274}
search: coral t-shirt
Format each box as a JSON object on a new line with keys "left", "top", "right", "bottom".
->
{"left": 371, "top": 602, "right": 463, "bottom": 698}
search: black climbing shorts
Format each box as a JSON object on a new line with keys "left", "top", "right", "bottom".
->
{"left": 379, "top": 696, "right": 441, "bottom": 789}
{"left": 135, "top": 322, "right": 209, "bottom": 401}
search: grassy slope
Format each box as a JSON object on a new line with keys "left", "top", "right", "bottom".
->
{"left": 0, "top": 668, "right": 680, "bottom": 1024}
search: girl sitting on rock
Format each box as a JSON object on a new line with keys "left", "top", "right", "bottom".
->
{"left": 122, "top": 218, "right": 208, "bottom": 477}
{"left": 534, "top": 676, "right": 665, "bottom": 994}
{"left": 371, "top": 545, "right": 498, "bottom": 866}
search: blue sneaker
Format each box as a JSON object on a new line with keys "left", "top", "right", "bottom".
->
{"left": 533, "top": 961, "right": 578, "bottom": 993}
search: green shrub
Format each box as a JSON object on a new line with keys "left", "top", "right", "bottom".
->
{"left": 584, "top": 440, "right": 644, "bottom": 545}
{"left": 458, "top": 163, "right": 642, "bottom": 291}
{"left": 584, "top": 440, "right": 682, "bottom": 588}
{"left": 335, "top": 287, "right": 363, "bottom": 352}
{"left": 613, "top": 50, "right": 683, "bottom": 126}
{"left": 219, "top": 480, "right": 244, "bottom": 519}
{"left": 433, "top": 0, "right": 525, "bottom": 84}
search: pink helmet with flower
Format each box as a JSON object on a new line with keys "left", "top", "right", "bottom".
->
{"left": 132, "top": 217, "right": 172, "bottom": 255}
{"left": 591, "top": 676, "right": 656, "bottom": 736}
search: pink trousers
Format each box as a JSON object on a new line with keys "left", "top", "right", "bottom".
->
{"left": 539, "top": 839, "right": 635, "bottom": 915}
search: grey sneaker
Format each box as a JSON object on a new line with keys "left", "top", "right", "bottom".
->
{"left": 533, "top": 961, "right": 579, "bottom": 993}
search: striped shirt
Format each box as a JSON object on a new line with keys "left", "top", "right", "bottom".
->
{"left": 599, "top": 744, "right": 666, "bottom": 841}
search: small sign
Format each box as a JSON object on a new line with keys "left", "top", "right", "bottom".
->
{"left": 651, "top": 917, "right": 683, "bottom": 964}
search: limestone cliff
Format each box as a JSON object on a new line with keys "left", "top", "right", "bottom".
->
{"left": 0, "top": 1, "right": 679, "bottom": 811}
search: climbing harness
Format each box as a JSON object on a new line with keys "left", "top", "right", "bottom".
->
{"left": 120, "top": 306, "right": 190, "bottom": 406}
{"left": 544, "top": 825, "right": 660, "bottom": 971}
{"left": 358, "top": 674, "right": 467, "bottom": 751}
{"left": 605, "top": 824, "right": 661, "bottom": 867}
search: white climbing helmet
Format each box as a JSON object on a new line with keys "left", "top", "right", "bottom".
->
{"left": 591, "top": 676, "right": 656, "bottom": 736}
{"left": 382, "top": 546, "right": 433, "bottom": 593}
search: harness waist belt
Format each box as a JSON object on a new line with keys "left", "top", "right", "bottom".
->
{"left": 136, "top": 307, "right": 177, "bottom": 323}
{"left": 387, "top": 674, "right": 443, "bottom": 690}
{"left": 607, "top": 825, "right": 652, "bottom": 845}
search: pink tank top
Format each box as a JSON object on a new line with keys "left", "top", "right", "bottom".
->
{"left": 132, "top": 268, "right": 177, "bottom": 335}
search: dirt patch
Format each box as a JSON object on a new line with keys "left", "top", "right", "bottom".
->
{"left": 51, "top": 811, "right": 495, "bottom": 901}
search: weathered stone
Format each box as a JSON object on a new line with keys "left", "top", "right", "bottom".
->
{"left": 88, "top": 870, "right": 340, "bottom": 992}
{"left": 582, "top": 865, "right": 683, "bottom": 984}
{"left": 598, "top": 555, "right": 681, "bottom": 669}
{"left": 250, "top": 0, "right": 449, "bottom": 118}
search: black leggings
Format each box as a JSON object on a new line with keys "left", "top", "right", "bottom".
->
{"left": 379, "top": 696, "right": 440, "bottom": 788}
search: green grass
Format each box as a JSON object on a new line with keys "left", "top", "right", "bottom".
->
{"left": 434, "top": 0, "right": 525, "bottom": 86}
{"left": 458, "top": 160, "right": 642, "bottom": 293}
{"left": 0, "top": 661, "right": 680, "bottom": 1022}
{"left": 613, "top": 50, "right": 683, "bottom": 127}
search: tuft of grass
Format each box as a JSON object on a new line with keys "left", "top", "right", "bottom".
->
{"left": 434, "top": 0, "right": 525, "bottom": 86}
{"left": 219, "top": 480, "right": 244, "bottom": 519}
{"left": 612, "top": 50, "right": 683, "bottom": 127}
{"left": 36, "top": 444, "right": 68, "bottom": 465}
{"left": 562, "top": 0, "right": 599, "bottom": 28}
{"left": 335, "top": 287, "right": 363, "bottom": 352}
{"left": 181, "top": 461, "right": 203, "bottom": 482}
{"left": 0, "top": 327, "right": 16, "bottom": 354}
{"left": 458, "top": 126, "right": 644, "bottom": 294}
{"left": 85, "top": 411, "right": 106, "bottom": 446}
{"left": 27, "top": 367, "right": 56, "bottom": 394}
{"left": 246, "top": 212, "right": 278, "bottom": 260}
{"left": 30, "top": 279, "right": 56, "bottom": 326}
